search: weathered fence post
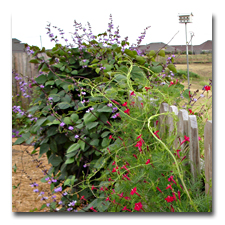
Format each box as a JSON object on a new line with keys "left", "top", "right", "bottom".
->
{"left": 188, "top": 115, "right": 200, "bottom": 181}
{"left": 204, "top": 120, "right": 212, "bottom": 196}
{"left": 159, "top": 103, "right": 169, "bottom": 137}
{"left": 167, "top": 105, "right": 178, "bottom": 147}
{"left": 177, "top": 109, "right": 189, "bottom": 150}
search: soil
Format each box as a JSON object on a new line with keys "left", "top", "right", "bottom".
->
{"left": 12, "top": 138, "right": 61, "bottom": 212}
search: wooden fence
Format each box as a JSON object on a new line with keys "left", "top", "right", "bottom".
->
{"left": 12, "top": 52, "right": 47, "bottom": 109}
{"left": 129, "top": 92, "right": 212, "bottom": 196}
{"left": 159, "top": 102, "right": 212, "bottom": 196}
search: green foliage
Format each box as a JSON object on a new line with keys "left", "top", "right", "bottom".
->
{"left": 15, "top": 18, "right": 212, "bottom": 213}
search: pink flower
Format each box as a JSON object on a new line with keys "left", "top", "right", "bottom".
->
{"left": 134, "top": 202, "right": 143, "bottom": 211}
{"left": 133, "top": 154, "right": 138, "bottom": 159}
{"left": 198, "top": 136, "right": 201, "bottom": 141}
{"left": 111, "top": 100, "right": 120, "bottom": 105}
{"left": 145, "top": 159, "right": 150, "bottom": 165}
{"left": 118, "top": 192, "right": 124, "bottom": 198}
{"left": 172, "top": 192, "right": 177, "bottom": 201}
{"left": 112, "top": 161, "right": 116, "bottom": 165}
{"left": 106, "top": 197, "right": 110, "bottom": 201}
{"left": 91, "top": 185, "right": 97, "bottom": 190}
{"left": 80, "top": 196, "right": 86, "bottom": 201}
{"left": 168, "top": 176, "right": 177, "bottom": 185}
{"left": 176, "top": 150, "right": 181, "bottom": 159}
{"left": 181, "top": 155, "right": 186, "bottom": 162}
{"left": 109, "top": 135, "right": 113, "bottom": 139}
{"left": 135, "top": 140, "right": 143, "bottom": 152}
{"left": 122, "top": 102, "right": 127, "bottom": 107}
{"left": 170, "top": 205, "right": 175, "bottom": 212}
{"left": 112, "top": 168, "right": 117, "bottom": 173}
{"left": 145, "top": 87, "right": 150, "bottom": 91}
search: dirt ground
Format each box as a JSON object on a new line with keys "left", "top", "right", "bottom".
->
{"left": 12, "top": 138, "right": 61, "bottom": 212}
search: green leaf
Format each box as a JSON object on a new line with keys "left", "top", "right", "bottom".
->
{"left": 124, "top": 49, "right": 136, "bottom": 58}
{"left": 71, "top": 70, "right": 78, "bottom": 75}
{"left": 64, "top": 117, "right": 73, "bottom": 125}
{"left": 97, "top": 106, "right": 112, "bottom": 112}
{"left": 158, "top": 49, "right": 165, "bottom": 57}
{"left": 150, "top": 65, "right": 163, "bottom": 73}
{"left": 47, "top": 126, "right": 58, "bottom": 137}
{"left": 13, "top": 164, "right": 17, "bottom": 173}
{"left": 36, "top": 118, "right": 48, "bottom": 126}
{"left": 35, "top": 74, "right": 47, "bottom": 84}
{"left": 65, "top": 157, "right": 75, "bottom": 164}
{"left": 78, "top": 139, "right": 85, "bottom": 151}
{"left": 102, "top": 138, "right": 110, "bottom": 148}
{"left": 83, "top": 112, "right": 99, "bottom": 124}
{"left": 148, "top": 50, "right": 156, "bottom": 57}
{"left": 67, "top": 143, "right": 80, "bottom": 154}
{"left": 45, "top": 81, "right": 55, "bottom": 86}
{"left": 39, "top": 143, "right": 49, "bottom": 156}
{"left": 22, "top": 132, "right": 31, "bottom": 141}
{"left": 70, "top": 114, "right": 79, "bottom": 122}
{"left": 29, "top": 59, "right": 39, "bottom": 64}
{"left": 48, "top": 154, "right": 62, "bottom": 167}
{"left": 40, "top": 204, "right": 46, "bottom": 210}
{"left": 135, "top": 55, "right": 146, "bottom": 65}
{"left": 86, "top": 121, "right": 99, "bottom": 130}
{"left": 101, "top": 131, "right": 110, "bottom": 138}
{"left": 183, "top": 89, "right": 190, "bottom": 99}
{"left": 49, "top": 138, "right": 57, "bottom": 153}
{"left": 90, "top": 139, "right": 99, "bottom": 146}
{"left": 167, "top": 64, "right": 177, "bottom": 73}
{"left": 13, "top": 137, "right": 25, "bottom": 145}
{"left": 58, "top": 102, "right": 71, "bottom": 109}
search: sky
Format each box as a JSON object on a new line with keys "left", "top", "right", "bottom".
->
{"left": 11, "top": 0, "right": 213, "bottom": 50}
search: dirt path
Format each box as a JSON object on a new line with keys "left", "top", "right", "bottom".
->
{"left": 12, "top": 138, "right": 60, "bottom": 212}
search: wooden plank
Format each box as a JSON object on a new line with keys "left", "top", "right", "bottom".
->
{"left": 188, "top": 115, "right": 200, "bottom": 181}
{"left": 159, "top": 103, "right": 169, "bottom": 137}
{"left": 177, "top": 109, "right": 189, "bottom": 150}
{"left": 167, "top": 105, "right": 178, "bottom": 147}
{"left": 204, "top": 120, "right": 212, "bottom": 196}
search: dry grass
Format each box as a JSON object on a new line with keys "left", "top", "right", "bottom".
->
{"left": 176, "top": 63, "right": 212, "bottom": 120}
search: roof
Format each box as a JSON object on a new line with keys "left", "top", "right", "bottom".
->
{"left": 12, "top": 38, "right": 26, "bottom": 52}
{"left": 136, "top": 42, "right": 176, "bottom": 53}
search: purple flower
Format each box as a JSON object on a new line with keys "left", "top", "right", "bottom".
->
{"left": 12, "top": 135, "right": 15, "bottom": 138}
{"left": 41, "top": 197, "right": 48, "bottom": 201}
{"left": 30, "top": 182, "right": 38, "bottom": 187}
{"left": 68, "top": 126, "right": 74, "bottom": 130}
{"left": 68, "top": 200, "right": 77, "bottom": 207}
{"left": 111, "top": 114, "right": 117, "bottom": 119}
{"left": 54, "top": 186, "right": 62, "bottom": 193}
{"left": 33, "top": 189, "right": 39, "bottom": 193}
{"left": 193, "top": 98, "right": 197, "bottom": 102}
{"left": 107, "top": 103, "right": 112, "bottom": 107}
{"left": 62, "top": 192, "right": 67, "bottom": 196}
{"left": 60, "top": 122, "right": 65, "bottom": 127}
{"left": 48, "top": 97, "right": 53, "bottom": 101}
{"left": 40, "top": 85, "right": 44, "bottom": 88}
{"left": 67, "top": 207, "right": 73, "bottom": 211}
{"left": 112, "top": 107, "right": 118, "bottom": 113}
{"left": 39, "top": 192, "right": 45, "bottom": 196}
{"left": 46, "top": 203, "right": 50, "bottom": 207}
{"left": 89, "top": 107, "right": 94, "bottom": 111}
{"left": 74, "top": 135, "right": 79, "bottom": 139}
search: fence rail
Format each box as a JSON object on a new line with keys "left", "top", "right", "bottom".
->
{"left": 159, "top": 102, "right": 212, "bottom": 196}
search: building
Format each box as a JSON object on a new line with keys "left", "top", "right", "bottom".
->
{"left": 12, "top": 38, "right": 26, "bottom": 53}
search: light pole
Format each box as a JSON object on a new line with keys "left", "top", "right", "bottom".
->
{"left": 178, "top": 13, "right": 193, "bottom": 89}
{"left": 189, "top": 31, "right": 194, "bottom": 55}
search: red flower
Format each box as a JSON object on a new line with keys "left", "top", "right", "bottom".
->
{"left": 145, "top": 159, "right": 150, "bottom": 165}
{"left": 122, "top": 102, "right": 127, "bottom": 107}
{"left": 80, "top": 195, "right": 86, "bottom": 201}
{"left": 133, "top": 154, "right": 138, "bottom": 159}
{"left": 153, "top": 130, "right": 160, "bottom": 139}
{"left": 100, "top": 186, "right": 104, "bottom": 191}
{"left": 130, "top": 91, "right": 135, "bottom": 96}
{"left": 107, "top": 121, "right": 112, "bottom": 126}
{"left": 188, "top": 109, "right": 194, "bottom": 115}
{"left": 169, "top": 81, "right": 175, "bottom": 87}
{"left": 180, "top": 135, "right": 190, "bottom": 146}
{"left": 145, "top": 87, "right": 150, "bottom": 91}
{"left": 134, "top": 202, "right": 143, "bottom": 211}
{"left": 172, "top": 192, "right": 177, "bottom": 201}
{"left": 176, "top": 149, "right": 181, "bottom": 159}
{"left": 165, "top": 195, "right": 174, "bottom": 203}
{"left": 204, "top": 85, "right": 211, "bottom": 91}
{"left": 170, "top": 205, "right": 175, "bottom": 212}
{"left": 156, "top": 187, "right": 162, "bottom": 193}
{"left": 109, "top": 135, "right": 113, "bottom": 139}
{"left": 168, "top": 176, "right": 177, "bottom": 185}
{"left": 130, "top": 187, "right": 141, "bottom": 197}
{"left": 156, "top": 120, "right": 159, "bottom": 126}
{"left": 137, "top": 134, "right": 145, "bottom": 143}
{"left": 181, "top": 155, "right": 186, "bottom": 162}
{"left": 106, "top": 197, "right": 110, "bottom": 201}
{"left": 122, "top": 206, "right": 132, "bottom": 212}
{"left": 141, "top": 102, "right": 143, "bottom": 108}
{"left": 166, "top": 184, "right": 173, "bottom": 191}
{"left": 91, "top": 185, "right": 97, "bottom": 190}
{"left": 124, "top": 196, "right": 131, "bottom": 200}
{"left": 112, "top": 161, "right": 116, "bottom": 165}
{"left": 111, "top": 100, "right": 120, "bottom": 105}
{"left": 123, "top": 173, "right": 131, "bottom": 180}
{"left": 112, "top": 168, "right": 117, "bottom": 173}
{"left": 90, "top": 206, "right": 97, "bottom": 212}
{"left": 118, "top": 192, "right": 124, "bottom": 198}
{"left": 124, "top": 108, "right": 130, "bottom": 115}
{"left": 178, "top": 190, "right": 181, "bottom": 200}
{"left": 135, "top": 140, "right": 143, "bottom": 152}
